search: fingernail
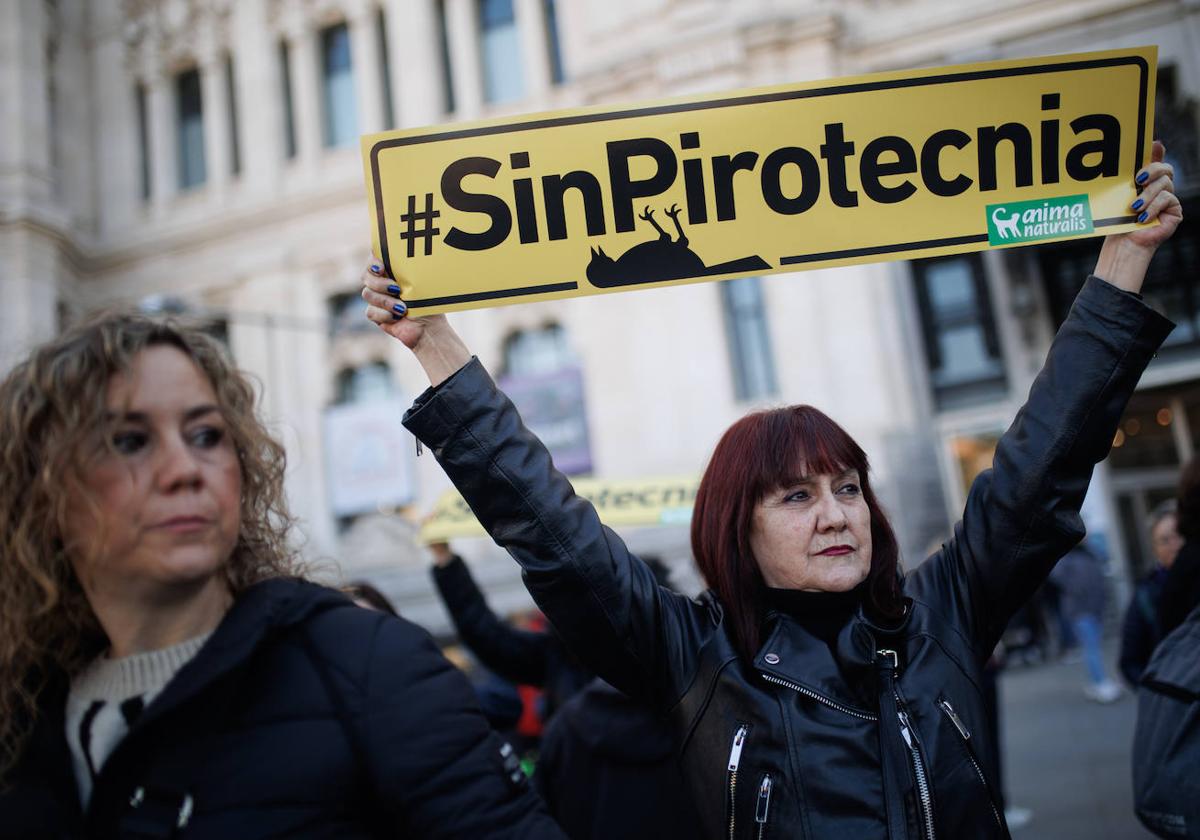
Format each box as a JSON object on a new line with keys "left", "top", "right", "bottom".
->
{"left": 387, "top": 284, "right": 401, "bottom": 295}
{"left": 392, "top": 302, "right": 407, "bottom": 315}
{"left": 1138, "top": 211, "right": 1149, "bottom": 223}
{"left": 1136, "top": 171, "right": 1149, "bottom": 184}
{"left": 392, "top": 312, "right": 403, "bottom": 320}
{"left": 370, "top": 263, "right": 383, "bottom": 275}
{"left": 1131, "top": 198, "right": 1144, "bottom": 211}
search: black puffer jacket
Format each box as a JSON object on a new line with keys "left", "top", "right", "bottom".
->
{"left": 404, "top": 276, "right": 1170, "bottom": 840}
{"left": 0, "top": 578, "right": 565, "bottom": 839}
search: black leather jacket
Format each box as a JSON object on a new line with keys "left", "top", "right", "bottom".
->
{"left": 404, "top": 276, "right": 1171, "bottom": 840}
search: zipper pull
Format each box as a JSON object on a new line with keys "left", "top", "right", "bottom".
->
{"left": 939, "top": 699, "right": 971, "bottom": 740}
{"left": 755, "top": 774, "right": 773, "bottom": 824}
{"left": 728, "top": 724, "right": 748, "bottom": 772}
{"left": 897, "top": 710, "right": 914, "bottom": 750}
{"left": 415, "top": 438, "right": 424, "bottom": 456}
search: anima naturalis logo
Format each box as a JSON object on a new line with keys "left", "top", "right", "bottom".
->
{"left": 986, "top": 195, "right": 1094, "bottom": 245}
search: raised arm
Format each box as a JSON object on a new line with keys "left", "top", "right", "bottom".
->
{"left": 360, "top": 273, "right": 712, "bottom": 709}
{"left": 430, "top": 546, "right": 551, "bottom": 686}
{"left": 912, "top": 142, "right": 1181, "bottom": 655}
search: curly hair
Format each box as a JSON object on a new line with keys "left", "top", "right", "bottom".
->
{"left": 0, "top": 311, "right": 305, "bottom": 780}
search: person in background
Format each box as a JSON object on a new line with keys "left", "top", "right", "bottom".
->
{"left": 1050, "top": 538, "right": 1123, "bottom": 703}
{"left": 429, "top": 542, "right": 593, "bottom": 732}
{"left": 0, "top": 313, "right": 565, "bottom": 839}
{"left": 1120, "top": 501, "right": 1183, "bottom": 686}
{"left": 534, "top": 560, "right": 701, "bottom": 840}
{"left": 1158, "top": 457, "right": 1200, "bottom": 638}
{"left": 346, "top": 579, "right": 401, "bottom": 615}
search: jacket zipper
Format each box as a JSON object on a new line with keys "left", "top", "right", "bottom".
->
{"left": 880, "top": 650, "right": 936, "bottom": 840}
{"left": 728, "top": 724, "right": 748, "bottom": 840}
{"left": 755, "top": 773, "right": 773, "bottom": 840}
{"left": 937, "top": 698, "right": 1005, "bottom": 832}
{"left": 760, "top": 672, "right": 878, "bottom": 721}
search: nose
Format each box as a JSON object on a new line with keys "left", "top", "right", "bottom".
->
{"left": 815, "top": 492, "right": 848, "bottom": 532}
{"left": 155, "top": 434, "right": 203, "bottom": 492}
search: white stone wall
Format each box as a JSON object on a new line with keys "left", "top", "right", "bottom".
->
{"left": 2, "top": 0, "right": 1198, "bottom": 632}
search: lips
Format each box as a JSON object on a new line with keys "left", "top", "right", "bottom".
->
{"left": 816, "top": 545, "right": 854, "bottom": 556}
{"left": 154, "top": 516, "right": 211, "bottom": 533}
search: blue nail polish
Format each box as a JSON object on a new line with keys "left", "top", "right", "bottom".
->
{"left": 1138, "top": 211, "right": 1148, "bottom": 223}
{"left": 388, "top": 284, "right": 401, "bottom": 295}
{"left": 370, "top": 263, "right": 383, "bottom": 274}
{"left": 392, "top": 303, "right": 407, "bottom": 315}
{"left": 392, "top": 312, "right": 403, "bottom": 320}
{"left": 1132, "top": 198, "right": 1144, "bottom": 211}
{"left": 1136, "top": 171, "right": 1149, "bottom": 184}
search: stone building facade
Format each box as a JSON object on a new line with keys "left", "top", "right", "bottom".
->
{"left": 2, "top": 0, "right": 1198, "bottom": 632}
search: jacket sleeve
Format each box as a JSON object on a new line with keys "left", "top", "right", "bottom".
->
{"left": 403, "top": 361, "right": 712, "bottom": 710}
{"left": 911, "top": 276, "right": 1173, "bottom": 657}
{"left": 354, "top": 612, "right": 566, "bottom": 839}
{"left": 432, "top": 554, "right": 550, "bottom": 686}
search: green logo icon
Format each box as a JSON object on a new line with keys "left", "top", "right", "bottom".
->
{"left": 986, "top": 195, "right": 1094, "bottom": 245}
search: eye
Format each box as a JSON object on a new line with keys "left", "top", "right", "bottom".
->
{"left": 784, "top": 489, "right": 810, "bottom": 503}
{"left": 838, "top": 482, "right": 861, "bottom": 496}
{"left": 190, "top": 426, "right": 226, "bottom": 448}
{"left": 110, "top": 430, "right": 147, "bottom": 454}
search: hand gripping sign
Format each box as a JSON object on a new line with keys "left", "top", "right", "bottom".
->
{"left": 363, "top": 46, "right": 1156, "bottom": 315}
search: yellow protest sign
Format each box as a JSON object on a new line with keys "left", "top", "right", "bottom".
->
{"left": 419, "top": 476, "right": 698, "bottom": 544}
{"left": 363, "top": 47, "right": 1155, "bottom": 314}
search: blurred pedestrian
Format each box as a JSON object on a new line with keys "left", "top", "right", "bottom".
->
{"left": 429, "top": 542, "right": 593, "bottom": 730}
{"left": 365, "top": 145, "right": 1180, "bottom": 838}
{"left": 1119, "top": 501, "right": 1183, "bottom": 686}
{"left": 534, "top": 561, "right": 701, "bottom": 840}
{"left": 1132, "top": 602, "right": 1200, "bottom": 838}
{"left": 0, "top": 313, "right": 565, "bottom": 838}
{"left": 1050, "top": 539, "right": 1123, "bottom": 703}
{"left": 1158, "top": 457, "right": 1200, "bottom": 638}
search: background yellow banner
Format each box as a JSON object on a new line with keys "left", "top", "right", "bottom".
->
{"left": 419, "top": 476, "right": 698, "bottom": 543}
{"left": 364, "top": 47, "right": 1156, "bottom": 314}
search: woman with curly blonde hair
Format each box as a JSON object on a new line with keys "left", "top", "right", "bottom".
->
{"left": 0, "top": 313, "right": 564, "bottom": 839}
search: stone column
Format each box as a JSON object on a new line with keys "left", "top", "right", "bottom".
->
{"left": 515, "top": 0, "right": 552, "bottom": 99}
{"left": 348, "top": 0, "right": 383, "bottom": 135}
{"left": 199, "top": 49, "right": 231, "bottom": 197}
{"left": 232, "top": 0, "right": 282, "bottom": 191}
{"left": 146, "top": 67, "right": 176, "bottom": 212}
{"left": 386, "top": 0, "right": 445, "bottom": 126}
{"left": 444, "top": 0, "right": 483, "bottom": 119}
{"left": 284, "top": 20, "right": 322, "bottom": 167}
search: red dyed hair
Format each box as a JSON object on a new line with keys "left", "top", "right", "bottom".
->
{"left": 690, "top": 405, "right": 905, "bottom": 662}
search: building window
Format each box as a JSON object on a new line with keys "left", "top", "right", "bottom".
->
{"left": 377, "top": 8, "right": 395, "bottom": 129}
{"left": 279, "top": 40, "right": 297, "bottom": 159}
{"left": 913, "top": 255, "right": 1006, "bottom": 409}
{"left": 321, "top": 22, "right": 358, "bottom": 147}
{"left": 1037, "top": 209, "right": 1200, "bottom": 353}
{"left": 502, "top": 323, "right": 574, "bottom": 376}
{"left": 135, "top": 83, "right": 151, "bottom": 200}
{"left": 328, "top": 291, "right": 375, "bottom": 337}
{"left": 437, "top": 0, "right": 455, "bottom": 114}
{"left": 176, "top": 68, "right": 206, "bottom": 189}
{"left": 720, "top": 277, "right": 778, "bottom": 401}
{"left": 544, "top": 0, "right": 565, "bottom": 84}
{"left": 225, "top": 54, "right": 241, "bottom": 175}
{"left": 336, "top": 361, "right": 394, "bottom": 404}
{"left": 480, "top": 0, "right": 524, "bottom": 104}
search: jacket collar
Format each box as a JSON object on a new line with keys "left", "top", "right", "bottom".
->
{"left": 753, "top": 600, "right": 912, "bottom": 712}
{"left": 133, "top": 577, "right": 346, "bottom": 731}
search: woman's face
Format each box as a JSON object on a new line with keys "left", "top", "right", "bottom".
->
{"left": 1151, "top": 513, "right": 1183, "bottom": 568}
{"left": 750, "top": 468, "right": 873, "bottom": 592}
{"left": 65, "top": 345, "right": 242, "bottom": 601}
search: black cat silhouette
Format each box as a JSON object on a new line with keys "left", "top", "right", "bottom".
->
{"left": 585, "top": 205, "right": 770, "bottom": 288}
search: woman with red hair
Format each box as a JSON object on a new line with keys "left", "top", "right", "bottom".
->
{"left": 363, "top": 144, "right": 1181, "bottom": 840}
